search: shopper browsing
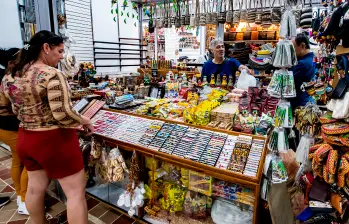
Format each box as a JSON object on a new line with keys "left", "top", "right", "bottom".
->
{"left": 1, "top": 31, "right": 93, "bottom": 224}
{"left": 290, "top": 33, "right": 315, "bottom": 110}
{"left": 201, "top": 39, "right": 250, "bottom": 85}
{"left": 0, "top": 48, "right": 29, "bottom": 215}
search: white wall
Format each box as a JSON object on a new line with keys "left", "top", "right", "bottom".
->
{"left": 0, "top": 0, "right": 23, "bottom": 48}
{"left": 91, "top": 0, "right": 140, "bottom": 74}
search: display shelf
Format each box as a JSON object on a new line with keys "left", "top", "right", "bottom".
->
{"left": 224, "top": 40, "right": 278, "bottom": 44}
{"left": 88, "top": 109, "right": 267, "bottom": 224}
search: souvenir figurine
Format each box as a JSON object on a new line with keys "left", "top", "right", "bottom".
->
{"left": 210, "top": 74, "right": 216, "bottom": 87}
{"left": 227, "top": 76, "right": 234, "bottom": 90}
{"left": 216, "top": 75, "right": 222, "bottom": 87}
{"left": 201, "top": 76, "right": 208, "bottom": 86}
{"left": 222, "top": 74, "right": 228, "bottom": 88}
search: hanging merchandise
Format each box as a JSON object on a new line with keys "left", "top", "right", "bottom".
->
{"left": 240, "top": 0, "right": 248, "bottom": 23}
{"left": 190, "top": 0, "right": 196, "bottom": 26}
{"left": 185, "top": 0, "right": 190, "bottom": 25}
{"left": 199, "top": 0, "right": 206, "bottom": 26}
{"left": 296, "top": 134, "right": 314, "bottom": 165}
{"left": 291, "top": 5, "right": 302, "bottom": 27}
{"left": 272, "top": 39, "right": 298, "bottom": 67}
{"left": 319, "top": 2, "right": 349, "bottom": 48}
{"left": 268, "top": 128, "right": 289, "bottom": 153}
{"left": 218, "top": 0, "right": 226, "bottom": 23}
{"left": 247, "top": 0, "right": 256, "bottom": 23}
{"left": 300, "top": 0, "right": 313, "bottom": 29}
{"left": 232, "top": 0, "right": 241, "bottom": 25}
{"left": 95, "top": 146, "right": 128, "bottom": 183}
{"left": 273, "top": 100, "right": 294, "bottom": 128}
{"left": 211, "top": 0, "right": 218, "bottom": 24}
{"left": 175, "top": 0, "right": 181, "bottom": 28}
{"left": 255, "top": 0, "right": 262, "bottom": 24}
{"left": 117, "top": 151, "right": 144, "bottom": 217}
{"left": 271, "top": 0, "right": 281, "bottom": 24}
{"left": 261, "top": 0, "right": 272, "bottom": 27}
{"left": 279, "top": 9, "right": 297, "bottom": 39}
{"left": 267, "top": 69, "right": 296, "bottom": 98}
{"left": 226, "top": 0, "right": 233, "bottom": 22}
{"left": 294, "top": 104, "right": 322, "bottom": 136}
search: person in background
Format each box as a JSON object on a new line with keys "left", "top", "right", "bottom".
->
{"left": 0, "top": 48, "right": 29, "bottom": 214}
{"left": 290, "top": 33, "right": 316, "bottom": 110}
{"left": 1, "top": 31, "right": 93, "bottom": 224}
{"left": 201, "top": 39, "right": 250, "bottom": 85}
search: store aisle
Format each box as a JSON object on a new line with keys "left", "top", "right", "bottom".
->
{"left": 0, "top": 148, "right": 139, "bottom": 224}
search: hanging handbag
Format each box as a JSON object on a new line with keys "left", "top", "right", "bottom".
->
{"left": 199, "top": 0, "right": 206, "bottom": 26}
{"left": 332, "top": 55, "right": 349, "bottom": 99}
{"left": 247, "top": 0, "right": 257, "bottom": 23}
{"left": 180, "top": 0, "right": 186, "bottom": 26}
{"left": 312, "top": 11, "right": 321, "bottom": 32}
{"left": 206, "top": 0, "right": 212, "bottom": 24}
{"left": 271, "top": 0, "right": 281, "bottom": 24}
{"left": 194, "top": 0, "right": 200, "bottom": 26}
{"left": 190, "top": 1, "right": 196, "bottom": 26}
{"left": 255, "top": 0, "right": 262, "bottom": 24}
{"left": 240, "top": 0, "right": 248, "bottom": 22}
{"left": 261, "top": 0, "right": 272, "bottom": 27}
{"left": 218, "top": 0, "right": 227, "bottom": 24}
{"left": 232, "top": 0, "right": 241, "bottom": 25}
{"left": 175, "top": 0, "right": 181, "bottom": 28}
{"left": 164, "top": 3, "right": 169, "bottom": 27}
{"left": 211, "top": 0, "right": 218, "bottom": 24}
{"left": 300, "top": 0, "right": 313, "bottom": 28}
{"left": 185, "top": 0, "right": 190, "bottom": 25}
{"left": 226, "top": 0, "right": 233, "bottom": 23}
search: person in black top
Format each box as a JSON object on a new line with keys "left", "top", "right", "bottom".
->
{"left": 0, "top": 48, "right": 29, "bottom": 215}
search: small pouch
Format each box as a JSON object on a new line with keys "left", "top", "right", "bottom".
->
{"left": 309, "top": 178, "right": 330, "bottom": 202}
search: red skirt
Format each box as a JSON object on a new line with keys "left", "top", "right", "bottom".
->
{"left": 17, "top": 128, "right": 84, "bottom": 179}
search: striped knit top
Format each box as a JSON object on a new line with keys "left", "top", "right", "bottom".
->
{"left": 0, "top": 64, "right": 82, "bottom": 130}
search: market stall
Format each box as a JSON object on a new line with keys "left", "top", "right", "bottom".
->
{"left": 57, "top": 0, "right": 349, "bottom": 223}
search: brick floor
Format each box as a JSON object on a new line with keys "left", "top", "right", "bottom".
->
{"left": 0, "top": 147, "right": 139, "bottom": 224}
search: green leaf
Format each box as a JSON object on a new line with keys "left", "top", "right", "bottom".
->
{"left": 137, "top": 15, "right": 139, "bottom": 19}
{"left": 121, "top": 11, "right": 124, "bottom": 16}
{"left": 124, "top": 18, "right": 127, "bottom": 24}
{"left": 134, "top": 22, "right": 137, "bottom": 27}
{"left": 113, "top": 17, "right": 117, "bottom": 22}
{"left": 132, "top": 13, "right": 135, "bottom": 18}
{"left": 115, "top": 8, "right": 118, "bottom": 14}
{"left": 127, "top": 12, "right": 129, "bottom": 17}
{"left": 111, "top": 9, "right": 113, "bottom": 14}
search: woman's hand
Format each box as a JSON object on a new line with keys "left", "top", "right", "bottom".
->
{"left": 81, "top": 115, "right": 94, "bottom": 136}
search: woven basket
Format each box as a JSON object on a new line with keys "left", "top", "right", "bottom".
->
{"left": 322, "top": 122, "right": 349, "bottom": 135}
{"left": 321, "top": 132, "right": 344, "bottom": 146}
{"left": 319, "top": 112, "right": 337, "bottom": 124}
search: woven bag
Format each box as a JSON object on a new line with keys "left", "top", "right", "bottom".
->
{"left": 247, "top": 0, "right": 257, "bottom": 23}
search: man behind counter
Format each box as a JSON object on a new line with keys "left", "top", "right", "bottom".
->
{"left": 201, "top": 39, "right": 250, "bottom": 85}
{"left": 290, "top": 33, "right": 316, "bottom": 110}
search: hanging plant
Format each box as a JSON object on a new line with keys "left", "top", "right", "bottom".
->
{"left": 132, "top": 1, "right": 138, "bottom": 11}
{"left": 122, "top": 0, "right": 128, "bottom": 10}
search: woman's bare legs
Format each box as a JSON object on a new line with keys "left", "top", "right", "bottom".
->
{"left": 58, "top": 169, "right": 87, "bottom": 224}
{"left": 26, "top": 170, "right": 49, "bottom": 224}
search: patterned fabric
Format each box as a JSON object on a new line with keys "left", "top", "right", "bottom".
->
{"left": 0, "top": 65, "right": 82, "bottom": 130}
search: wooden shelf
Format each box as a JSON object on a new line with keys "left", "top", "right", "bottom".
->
{"left": 224, "top": 40, "right": 278, "bottom": 44}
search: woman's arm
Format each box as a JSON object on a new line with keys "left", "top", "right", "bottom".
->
{"left": 47, "top": 71, "right": 94, "bottom": 134}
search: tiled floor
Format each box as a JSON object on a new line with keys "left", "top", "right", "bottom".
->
{"left": 0, "top": 148, "right": 141, "bottom": 224}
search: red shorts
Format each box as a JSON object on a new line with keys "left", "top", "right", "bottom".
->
{"left": 17, "top": 128, "right": 84, "bottom": 179}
